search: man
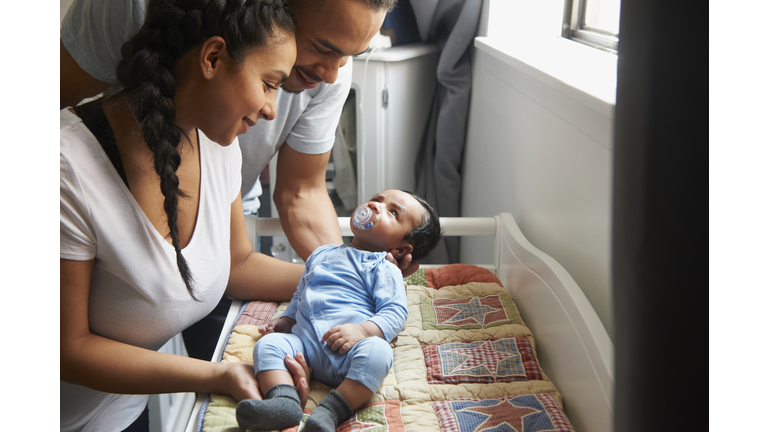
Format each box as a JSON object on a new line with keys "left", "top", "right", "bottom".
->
{"left": 60, "top": 0, "right": 413, "bottom": 361}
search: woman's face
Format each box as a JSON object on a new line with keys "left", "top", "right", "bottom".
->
{"left": 190, "top": 31, "right": 297, "bottom": 146}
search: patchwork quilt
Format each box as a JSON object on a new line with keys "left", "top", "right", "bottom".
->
{"left": 198, "top": 264, "right": 575, "bottom": 432}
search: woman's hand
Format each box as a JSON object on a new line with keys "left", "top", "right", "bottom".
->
{"left": 193, "top": 352, "right": 311, "bottom": 406}
{"left": 220, "top": 362, "right": 262, "bottom": 402}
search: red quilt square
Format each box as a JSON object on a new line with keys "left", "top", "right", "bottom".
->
{"left": 425, "top": 264, "right": 502, "bottom": 289}
{"left": 432, "top": 295, "right": 509, "bottom": 326}
{"left": 423, "top": 337, "right": 543, "bottom": 384}
{"left": 234, "top": 301, "right": 278, "bottom": 327}
{"left": 336, "top": 400, "right": 404, "bottom": 432}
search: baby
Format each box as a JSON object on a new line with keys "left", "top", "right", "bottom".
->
{"left": 236, "top": 189, "right": 442, "bottom": 432}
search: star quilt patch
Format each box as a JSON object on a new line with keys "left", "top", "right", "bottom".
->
{"left": 420, "top": 294, "right": 522, "bottom": 330}
{"left": 423, "top": 337, "right": 543, "bottom": 384}
{"left": 433, "top": 394, "right": 574, "bottom": 432}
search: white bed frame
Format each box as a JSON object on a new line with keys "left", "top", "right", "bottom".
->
{"left": 184, "top": 213, "right": 613, "bottom": 432}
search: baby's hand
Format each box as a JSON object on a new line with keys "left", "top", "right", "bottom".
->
{"left": 259, "top": 317, "right": 294, "bottom": 335}
{"left": 322, "top": 323, "right": 367, "bottom": 355}
{"left": 258, "top": 318, "right": 277, "bottom": 335}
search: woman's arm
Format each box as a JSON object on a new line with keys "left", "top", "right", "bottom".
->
{"left": 60, "top": 258, "right": 262, "bottom": 401}
{"left": 226, "top": 194, "right": 304, "bottom": 301}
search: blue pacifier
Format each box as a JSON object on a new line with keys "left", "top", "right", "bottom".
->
{"left": 352, "top": 205, "right": 374, "bottom": 230}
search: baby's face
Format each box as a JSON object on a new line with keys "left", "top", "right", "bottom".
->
{"left": 350, "top": 190, "right": 424, "bottom": 255}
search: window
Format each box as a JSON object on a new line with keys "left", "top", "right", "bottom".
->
{"left": 562, "top": 0, "right": 621, "bottom": 54}
{"left": 480, "top": 0, "right": 618, "bottom": 108}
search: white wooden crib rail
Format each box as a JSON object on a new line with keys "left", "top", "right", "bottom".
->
{"left": 253, "top": 217, "right": 498, "bottom": 264}
{"left": 494, "top": 213, "right": 614, "bottom": 432}
{"left": 252, "top": 216, "right": 499, "bottom": 272}
{"left": 251, "top": 215, "right": 498, "bottom": 238}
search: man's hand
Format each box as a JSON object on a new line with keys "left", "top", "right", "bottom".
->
{"left": 259, "top": 317, "right": 295, "bottom": 335}
{"left": 284, "top": 353, "right": 312, "bottom": 409}
{"left": 385, "top": 252, "right": 420, "bottom": 278}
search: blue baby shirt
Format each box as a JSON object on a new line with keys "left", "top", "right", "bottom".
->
{"left": 283, "top": 244, "right": 408, "bottom": 361}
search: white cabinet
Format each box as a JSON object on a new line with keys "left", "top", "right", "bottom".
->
{"left": 351, "top": 43, "right": 439, "bottom": 202}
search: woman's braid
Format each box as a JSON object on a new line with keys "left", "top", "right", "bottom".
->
{"left": 115, "top": 0, "right": 295, "bottom": 300}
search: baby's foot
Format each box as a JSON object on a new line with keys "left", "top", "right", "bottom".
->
{"left": 235, "top": 385, "right": 303, "bottom": 431}
{"left": 302, "top": 390, "right": 354, "bottom": 432}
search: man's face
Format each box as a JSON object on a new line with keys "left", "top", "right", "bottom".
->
{"left": 282, "top": 0, "right": 387, "bottom": 93}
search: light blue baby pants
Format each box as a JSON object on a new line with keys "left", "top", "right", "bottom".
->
{"left": 255, "top": 332, "right": 393, "bottom": 393}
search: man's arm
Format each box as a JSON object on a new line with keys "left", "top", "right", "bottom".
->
{"left": 273, "top": 144, "right": 343, "bottom": 261}
{"left": 60, "top": 39, "right": 112, "bottom": 109}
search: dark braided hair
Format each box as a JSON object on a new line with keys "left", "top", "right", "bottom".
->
{"left": 115, "top": 0, "right": 295, "bottom": 300}
{"left": 400, "top": 190, "right": 442, "bottom": 261}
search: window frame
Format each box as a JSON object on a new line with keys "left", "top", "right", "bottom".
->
{"left": 562, "top": 0, "right": 619, "bottom": 54}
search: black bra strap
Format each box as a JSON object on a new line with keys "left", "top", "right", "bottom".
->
{"left": 74, "top": 99, "right": 130, "bottom": 190}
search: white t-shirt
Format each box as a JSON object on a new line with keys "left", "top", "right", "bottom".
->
{"left": 61, "top": 0, "right": 351, "bottom": 204}
{"left": 60, "top": 108, "right": 240, "bottom": 431}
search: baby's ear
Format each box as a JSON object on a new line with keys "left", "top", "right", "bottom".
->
{"left": 390, "top": 242, "right": 414, "bottom": 259}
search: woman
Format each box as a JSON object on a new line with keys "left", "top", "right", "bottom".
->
{"left": 60, "top": 0, "right": 308, "bottom": 430}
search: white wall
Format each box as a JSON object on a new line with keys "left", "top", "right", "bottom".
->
{"left": 461, "top": 0, "right": 615, "bottom": 338}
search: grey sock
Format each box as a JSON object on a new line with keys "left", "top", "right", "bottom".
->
{"left": 235, "top": 384, "right": 303, "bottom": 431}
{"left": 303, "top": 390, "right": 355, "bottom": 432}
